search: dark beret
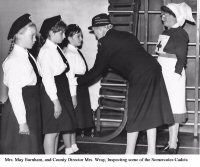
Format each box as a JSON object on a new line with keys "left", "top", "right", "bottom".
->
{"left": 39, "top": 15, "right": 61, "bottom": 38}
{"left": 7, "top": 13, "right": 32, "bottom": 40}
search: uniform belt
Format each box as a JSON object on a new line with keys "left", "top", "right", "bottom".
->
{"left": 75, "top": 74, "right": 83, "bottom": 77}
{"left": 158, "top": 53, "right": 177, "bottom": 59}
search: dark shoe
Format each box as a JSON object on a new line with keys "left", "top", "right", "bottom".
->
{"left": 167, "top": 142, "right": 180, "bottom": 154}
{"left": 168, "top": 148, "right": 177, "bottom": 154}
{"left": 159, "top": 143, "right": 170, "bottom": 152}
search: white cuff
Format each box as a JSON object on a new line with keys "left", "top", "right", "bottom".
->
{"left": 70, "top": 77, "right": 78, "bottom": 86}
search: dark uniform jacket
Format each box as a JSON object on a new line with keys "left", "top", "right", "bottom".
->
{"left": 77, "top": 29, "right": 160, "bottom": 85}
{"left": 161, "top": 27, "right": 188, "bottom": 75}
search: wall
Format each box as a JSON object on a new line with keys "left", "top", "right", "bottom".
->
{"left": 0, "top": 0, "right": 109, "bottom": 110}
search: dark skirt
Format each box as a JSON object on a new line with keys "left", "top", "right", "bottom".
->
{"left": 41, "top": 71, "right": 77, "bottom": 134}
{"left": 0, "top": 86, "right": 43, "bottom": 154}
{"left": 75, "top": 85, "right": 94, "bottom": 129}
{"left": 126, "top": 66, "right": 174, "bottom": 132}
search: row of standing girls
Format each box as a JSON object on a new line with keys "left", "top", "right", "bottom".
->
{"left": 0, "top": 14, "right": 94, "bottom": 154}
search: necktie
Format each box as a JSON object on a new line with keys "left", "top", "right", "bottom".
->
{"left": 57, "top": 46, "right": 70, "bottom": 72}
{"left": 28, "top": 52, "right": 41, "bottom": 84}
{"left": 77, "top": 49, "right": 88, "bottom": 72}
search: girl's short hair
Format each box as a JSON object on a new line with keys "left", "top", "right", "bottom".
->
{"left": 65, "top": 24, "right": 82, "bottom": 37}
{"left": 51, "top": 20, "right": 67, "bottom": 34}
{"left": 39, "top": 20, "right": 67, "bottom": 48}
{"left": 41, "top": 20, "right": 67, "bottom": 40}
{"left": 59, "top": 24, "right": 82, "bottom": 49}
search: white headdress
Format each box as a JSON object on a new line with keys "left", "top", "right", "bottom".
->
{"left": 166, "top": 2, "right": 195, "bottom": 26}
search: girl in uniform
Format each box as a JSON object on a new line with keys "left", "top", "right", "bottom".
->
{"left": 60, "top": 24, "right": 94, "bottom": 152}
{"left": 0, "top": 14, "right": 42, "bottom": 154}
{"left": 156, "top": 2, "right": 195, "bottom": 154}
{"left": 37, "top": 15, "right": 77, "bottom": 154}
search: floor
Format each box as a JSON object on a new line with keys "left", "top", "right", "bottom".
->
{"left": 0, "top": 103, "right": 199, "bottom": 155}
{"left": 57, "top": 128, "right": 200, "bottom": 154}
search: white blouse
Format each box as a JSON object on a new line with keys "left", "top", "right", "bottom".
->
{"left": 2, "top": 44, "right": 38, "bottom": 124}
{"left": 64, "top": 44, "right": 87, "bottom": 96}
{"left": 37, "top": 39, "right": 67, "bottom": 101}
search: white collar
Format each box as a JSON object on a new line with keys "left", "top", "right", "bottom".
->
{"left": 13, "top": 44, "right": 29, "bottom": 58}
{"left": 46, "top": 39, "right": 58, "bottom": 49}
{"left": 172, "top": 23, "right": 179, "bottom": 28}
{"left": 68, "top": 44, "right": 78, "bottom": 52}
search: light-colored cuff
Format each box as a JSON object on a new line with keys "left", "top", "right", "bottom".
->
{"left": 71, "top": 77, "right": 78, "bottom": 86}
{"left": 17, "top": 115, "right": 27, "bottom": 125}
{"left": 69, "top": 85, "right": 77, "bottom": 96}
{"left": 49, "top": 94, "right": 58, "bottom": 101}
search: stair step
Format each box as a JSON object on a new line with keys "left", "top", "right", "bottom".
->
{"left": 95, "top": 117, "right": 122, "bottom": 123}
{"left": 100, "top": 87, "right": 127, "bottom": 92}
{"left": 100, "top": 95, "right": 126, "bottom": 99}
{"left": 100, "top": 106, "right": 125, "bottom": 111}
{"left": 109, "top": 0, "right": 136, "bottom": 4}
{"left": 101, "top": 83, "right": 127, "bottom": 87}
{"left": 99, "top": 96, "right": 126, "bottom": 101}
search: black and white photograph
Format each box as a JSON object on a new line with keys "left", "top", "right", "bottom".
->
{"left": 0, "top": 0, "right": 199, "bottom": 166}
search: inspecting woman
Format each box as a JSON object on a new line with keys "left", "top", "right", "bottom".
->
{"left": 77, "top": 13, "right": 175, "bottom": 154}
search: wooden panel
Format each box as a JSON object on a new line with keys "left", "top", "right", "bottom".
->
{"left": 109, "top": 0, "right": 136, "bottom": 4}
{"left": 110, "top": 14, "right": 134, "bottom": 24}
{"left": 149, "top": 0, "right": 163, "bottom": 10}
{"left": 186, "top": 59, "right": 196, "bottom": 86}
{"left": 188, "top": 45, "right": 197, "bottom": 55}
{"left": 184, "top": 15, "right": 197, "bottom": 43}
{"left": 148, "top": 14, "right": 163, "bottom": 42}
{"left": 109, "top": 3, "right": 136, "bottom": 11}
{"left": 113, "top": 25, "right": 133, "bottom": 32}
{"left": 187, "top": 101, "right": 195, "bottom": 112}
{"left": 187, "top": 113, "right": 200, "bottom": 123}
{"left": 171, "top": 0, "right": 197, "bottom": 10}
{"left": 137, "top": 13, "right": 145, "bottom": 41}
